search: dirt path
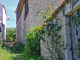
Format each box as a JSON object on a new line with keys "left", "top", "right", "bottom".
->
{"left": 13, "top": 54, "right": 24, "bottom": 60}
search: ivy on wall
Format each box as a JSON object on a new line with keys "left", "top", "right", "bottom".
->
{"left": 41, "top": 8, "right": 64, "bottom": 60}
{"left": 72, "top": 14, "right": 80, "bottom": 26}
{"left": 71, "top": 10, "right": 80, "bottom": 58}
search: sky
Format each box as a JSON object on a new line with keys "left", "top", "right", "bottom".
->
{"left": 0, "top": 0, "right": 19, "bottom": 28}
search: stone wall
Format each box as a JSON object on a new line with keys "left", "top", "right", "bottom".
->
{"left": 25, "top": 0, "right": 65, "bottom": 60}
{"left": 40, "top": 1, "right": 80, "bottom": 59}
{"left": 16, "top": 4, "right": 26, "bottom": 45}
{"left": 41, "top": 11, "right": 66, "bottom": 60}
{"left": 17, "top": 0, "right": 65, "bottom": 59}
{"left": 16, "top": 0, "right": 80, "bottom": 60}
{"left": 16, "top": 17, "right": 22, "bottom": 42}
{"left": 27, "top": 0, "right": 64, "bottom": 26}
{"left": 20, "top": 4, "right": 26, "bottom": 45}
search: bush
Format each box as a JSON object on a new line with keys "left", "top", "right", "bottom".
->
{"left": 6, "top": 28, "right": 16, "bottom": 41}
{"left": 23, "top": 53, "right": 44, "bottom": 60}
{"left": 24, "top": 26, "right": 43, "bottom": 56}
{"left": 12, "top": 42, "right": 24, "bottom": 52}
{"left": 1, "top": 39, "right": 6, "bottom": 48}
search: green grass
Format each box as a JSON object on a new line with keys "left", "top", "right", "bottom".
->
{"left": 0, "top": 46, "right": 13, "bottom": 60}
{"left": 23, "top": 55, "right": 45, "bottom": 60}
{"left": 0, "top": 45, "right": 44, "bottom": 60}
{"left": 23, "top": 52, "right": 45, "bottom": 60}
{"left": 0, "top": 45, "right": 23, "bottom": 60}
{"left": 0, "top": 42, "right": 45, "bottom": 60}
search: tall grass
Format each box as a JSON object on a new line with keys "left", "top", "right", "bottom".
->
{"left": 0, "top": 42, "right": 24, "bottom": 60}
{"left": 0, "top": 45, "right": 13, "bottom": 60}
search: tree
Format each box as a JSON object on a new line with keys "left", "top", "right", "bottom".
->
{"left": 6, "top": 28, "right": 16, "bottom": 41}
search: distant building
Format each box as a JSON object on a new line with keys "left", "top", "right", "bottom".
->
{"left": 0, "top": 4, "right": 7, "bottom": 40}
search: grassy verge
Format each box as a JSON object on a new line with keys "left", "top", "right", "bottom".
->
{"left": 0, "top": 41, "right": 45, "bottom": 60}
{"left": 0, "top": 42, "right": 24, "bottom": 60}
{"left": 0, "top": 45, "right": 13, "bottom": 60}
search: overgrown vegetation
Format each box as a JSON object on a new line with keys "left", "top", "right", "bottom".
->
{"left": 23, "top": 6, "right": 65, "bottom": 60}
{"left": 12, "top": 42, "right": 24, "bottom": 53}
{"left": 23, "top": 26, "right": 44, "bottom": 60}
{"left": 6, "top": 28, "right": 16, "bottom": 41}
{"left": 0, "top": 41, "right": 24, "bottom": 60}
{"left": 0, "top": 44, "right": 13, "bottom": 60}
{"left": 71, "top": 12, "right": 80, "bottom": 57}
{"left": 40, "top": 8, "right": 64, "bottom": 60}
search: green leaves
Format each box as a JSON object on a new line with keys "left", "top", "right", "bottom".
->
{"left": 71, "top": 14, "right": 80, "bottom": 26}
{"left": 24, "top": 26, "right": 43, "bottom": 56}
{"left": 41, "top": 9, "right": 64, "bottom": 60}
{"left": 6, "top": 28, "right": 16, "bottom": 41}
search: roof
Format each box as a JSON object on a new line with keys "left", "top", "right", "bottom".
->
{"left": 0, "top": 4, "right": 7, "bottom": 14}
{"left": 15, "top": 0, "right": 65, "bottom": 14}
{"left": 15, "top": 0, "right": 69, "bottom": 15}
{"left": 15, "top": 0, "right": 26, "bottom": 14}
{"left": 52, "top": 0, "right": 70, "bottom": 16}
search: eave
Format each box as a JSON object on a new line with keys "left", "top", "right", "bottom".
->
{"left": 15, "top": 0, "right": 26, "bottom": 14}
{"left": 52, "top": 0, "right": 70, "bottom": 16}
{"left": 0, "top": 4, "right": 7, "bottom": 14}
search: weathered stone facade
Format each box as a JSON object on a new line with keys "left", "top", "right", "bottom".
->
{"left": 41, "top": 0, "right": 80, "bottom": 60}
{"left": 15, "top": 0, "right": 80, "bottom": 60}
{"left": 16, "top": 0, "right": 64, "bottom": 44}
{"left": 41, "top": 11, "right": 66, "bottom": 60}
{"left": 16, "top": 4, "right": 25, "bottom": 44}
{"left": 16, "top": 0, "right": 65, "bottom": 59}
{"left": 28, "top": 0, "right": 64, "bottom": 26}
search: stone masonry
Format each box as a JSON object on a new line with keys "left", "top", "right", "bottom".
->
{"left": 26, "top": 0, "right": 65, "bottom": 60}
{"left": 27, "top": 0, "right": 64, "bottom": 26}
{"left": 16, "top": 0, "right": 65, "bottom": 60}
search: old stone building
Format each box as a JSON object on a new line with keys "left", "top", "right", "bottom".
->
{"left": 16, "top": 0, "right": 80, "bottom": 60}
{"left": 43, "top": 0, "right": 80, "bottom": 60}
{"left": 15, "top": 0, "right": 64, "bottom": 44}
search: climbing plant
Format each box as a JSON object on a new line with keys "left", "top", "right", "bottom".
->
{"left": 41, "top": 7, "right": 64, "bottom": 60}
{"left": 71, "top": 13, "right": 80, "bottom": 26}
{"left": 71, "top": 11, "right": 80, "bottom": 57}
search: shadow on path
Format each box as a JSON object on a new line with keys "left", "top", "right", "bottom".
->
{"left": 13, "top": 54, "right": 24, "bottom": 60}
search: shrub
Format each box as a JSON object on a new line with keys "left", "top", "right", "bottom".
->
{"left": 0, "top": 45, "right": 13, "bottom": 60}
{"left": 23, "top": 53, "right": 44, "bottom": 60}
{"left": 24, "top": 26, "right": 43, "bottom": 57}
{"left": 6, "top": 28, "right": 16, "bottom": 41}
{"left": 1, "top": 39, "right": 6, "bottom": 48}
{"left": 12, "top": 42, "right": 24, "bottom": 52}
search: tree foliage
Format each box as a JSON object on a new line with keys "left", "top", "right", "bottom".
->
{"left": 24, "top": 26, "right": 43, "bottom": 56}
{"left": 6, "top": 28, "right": 16, "bottom": 41}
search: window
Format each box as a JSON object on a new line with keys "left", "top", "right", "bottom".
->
{"left": 24, "top": 0, "right": 29, "bottom": 20}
